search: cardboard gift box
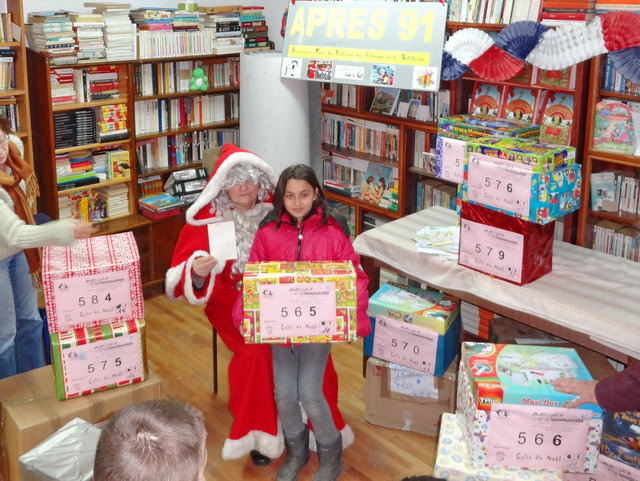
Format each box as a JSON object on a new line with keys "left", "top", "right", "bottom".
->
{"left": 461, "top": 150, "right": 581, "bottom": 224}
{"left": 599, "top": 410, "right": 640, "bottom": 471}
{"left": 467, "top": 137, "right": 576, "bottom": 173}
{"left": 241, "top": 261, "right": 358, "bottom": 344}
{"left": 19, "top": 418, "right": 100, "bottom": 481}
{"left": 0, "top": 367, "right": 162, "bottom": 481}
{"left": 438, "top": 114, "right": 540, "bottom": 142}
{"left": 367, "top": 282, "right": 459, "bottom": 335}
{"left": 458, "top": 201, "right": 554, "bottom": 285}
{"left": 456, "top": 349, "right": 602, "bottom": 472}
{"left": 42, "top": 232, "right": 144, "bottom": 333}
{"left": 564, "top": 454, "right": 640, "bottom": 481}
{"left": 435, "top": 413, "right": 563, "bottom": 481}
{"left": 50, "top": 319, "right": 147, "bottom": 400}
{"left": 364, "top": 356, "right": 456, "bottom": 437}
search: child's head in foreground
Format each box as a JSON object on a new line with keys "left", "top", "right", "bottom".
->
{"left": 94, "top": 399, "right": 207, "bottom": 481}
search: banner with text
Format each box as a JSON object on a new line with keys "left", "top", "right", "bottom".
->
{"left": 281, "top": 1, "right": 447, "bottom": 91}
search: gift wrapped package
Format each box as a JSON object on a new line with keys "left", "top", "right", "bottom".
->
{"left": 367, "top": 282, "right": 459, "bottom": 335}
{"left": 19, "top": 418, "right": 100, "bottom": 481}
{"left": 241, "top": 261, "right": 358, "bottom": 343}
{"left": 564, "top": 454, "right": 640, "bottom": 481}
{"left": 599, "top": 410, "right": 640, "bottom": 471}
{"left": 467, "top": 137, "right": 576, "bottom": 173}
{"left": 438, "top": 115, "right": 540, "bottom": 141}
{"left": 457, "top": 345, "right": 602, "bottom": 473}
{"left": 461, "top": 150, "right": 581, "bottom": 224}
{"left": 0, "top": 367, "right": 162, "bottom": 481}
{"left": 364, "top": 357, "right": 456, "bottom": 437}
{"left": 458, "top": 201, "right": 554, "bottom": 285}
{"left": 435, "top": 413, "right": 563, "bottom": 481}
{"left": 42, "top": 232, "right": 144, "bottom": 333}
{"left": 50, "top": 319, "right": 147, "bottom": 400}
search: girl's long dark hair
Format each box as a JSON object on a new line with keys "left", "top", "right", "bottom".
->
{"left": 273, "top": 164, "right": 327, "bottom": 226}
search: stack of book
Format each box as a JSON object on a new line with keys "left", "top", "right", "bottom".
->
{"left": 172, "top": 9, "right": 203, "bottom": 31}
{"left": 130, "top": 7, "right": 173, "bottom": 31}
{"left": 201, "top": 5, "right": 244, "bottom": 54}
{"left": 53, "top": 108, "right": 96, "bottom": 149}
{"left": 70, "top": 12, "right": 106, "bottom": 62}
{"left": 59, "top": 190, "right": 106, "bottom": 221}
{"left": 79, "top": 65, "right": 121, "bottom": 102}
{"left": 540, "top": 0, "right": 595, "bottom": 25}
{"left": 26, "top": 11, "right": 76, "bottom": 65}
{"left": 50, "top": 67, "right": 76, "bottom": 104}
{"left": 56, "top": 150, "right": 100, "bottom": 191}
{"left": 85, "top": 3, "right": 136, "bottom": 61}
{"left": 97, "top": 103, "right": 128, "bottom": 143}
{"left": 98, "top": 183, "right": 129, "bottom": 218}
{"left": 241, "top": 6, "right": 272, "bottom": 51}
{"left": 138, "top": 191, "right": 185, "bottom": 219}
{"left": 596, "top": 0, "right": 639, "bottom": 13}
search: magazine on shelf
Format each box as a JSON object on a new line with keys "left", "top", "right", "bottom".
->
{"left": 369, "top": 87, "right": 401, "bottom": 115}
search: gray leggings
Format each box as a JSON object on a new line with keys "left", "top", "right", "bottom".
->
{"left": 271, "top": 344, "right": 340, "bottom": 445}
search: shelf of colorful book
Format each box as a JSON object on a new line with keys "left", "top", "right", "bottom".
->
{"left": 57, "top": 176, "right": 130, "bottom": 196}
{"left": 138, "top": 162, "right": 204, "bottom": 179}
{"left": 135, "top": 120, "right": 239, "bottom": 142}
{"left": 52, "top": 97, "right": 129, "bottom": 112}
{"left": 321, "top": 143, "right": 399, "bottom": 168}
{"left": 134, "top": 86, "right": 239, "bottom": 102}
{"left": 54, "top": 139, "right": 131, "bottom": 155}
{"left": 324, "top": 190, "right": 402, "bottom": 221}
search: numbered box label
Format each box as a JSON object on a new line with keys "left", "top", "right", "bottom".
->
{"left": 259, "top": 282, "right": 337, "bottom": 338}
{"left": 372, "top": 314, "right": 437, "bottom": 374}
{"left": 54, "top": 270, "right": 132, "bottom": 328}
{"left": 62, "top": 333, "right": 143, "bottom": 397}
{"left": 467, "top": 152, "right": 533, "bottom": 217}
{"left": 459, "top": 218, "right": 524, "bottom": 283}
{"left": 486, "top": 403, "right": 591, "bottom": 471}
{"left": 436, "top": 136, "right": 465, "bottom": 184}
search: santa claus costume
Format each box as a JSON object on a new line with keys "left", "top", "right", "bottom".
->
{"left": 165, "top": 144, "right": 353, "bottom": 460}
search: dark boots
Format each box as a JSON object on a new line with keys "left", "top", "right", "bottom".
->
{"left": 312, "top": 433, "right": 342, "bottom": 481}
{"left": 276, "top": 426, "right": 310, "bottom": 481}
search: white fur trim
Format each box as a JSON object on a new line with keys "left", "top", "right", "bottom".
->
{"left": 221, "top": 429, "right": 285, "bottom": 460}
{"left": 165, "top": 261, "right": 186, "bottom": 301}
{"left": 186, "top": 151, "right": 278, "bottom": 226}
{"left": 183, "top": 250, "right": 224, "bottom": 305}
{"left": 308, "top": 424, "right": 355, "bottom": 452}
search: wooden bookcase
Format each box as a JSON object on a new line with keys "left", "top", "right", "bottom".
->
{"left": 577, "top": 54, "right": 640, "bottom": 257}
{"left": 3, "top": 0, "right": 33, "bottom": 170}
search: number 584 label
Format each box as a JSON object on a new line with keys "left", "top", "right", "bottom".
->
{"left": 486, "top": 404, "right": 591, "bottom": 471}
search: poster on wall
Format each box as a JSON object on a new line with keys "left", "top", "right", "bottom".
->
{"left": 281, "top": 1, "right": 447, "bottom": 92}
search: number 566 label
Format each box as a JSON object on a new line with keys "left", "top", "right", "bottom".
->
{"left": 486, "top": 404, "right": 591, "bottom": 471}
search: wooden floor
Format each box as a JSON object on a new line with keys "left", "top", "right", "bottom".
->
{"left": 143, "top": 288, "right": 438, "bottom": 481}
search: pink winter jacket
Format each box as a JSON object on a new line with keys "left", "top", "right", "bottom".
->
{"left": 233, "top": 208, "right": 371, "bottom": 338}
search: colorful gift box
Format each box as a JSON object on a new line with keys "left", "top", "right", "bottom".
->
{"left": 367, "top": 282, "right": 459, "bottom": 335}
{"left": 365, "top": 356, "right": 457, "bottom": 437}
{"left": 462, "top": 343, "right": 602, "bottom": 416}
{"left": 599, "top": 410, "right": 640, "bottom": 471}
{"left": 467, "top": 137, "right": 576, "bottom": 173}
{"left": 458, "top": 201, "right": 554, "bottom": 285}
{"left": 564, "top": 455, "right": 640, "bottom": 481}
{"left": 438, "top": 114, "right": 540, "bottom": 142}
{"left": 42, "top": 232, "right": 144, "bottom": 333}
{"left": 241, "top": 261, "right": 358, "bottom": 344}
{"left": 50, "top": 319, "right": 147, "bottom": 400}
{"left": 456, "top": 348, "right": 602, "bottom": 473}
{"left": 461, "top": 150, "right": 581, "bottom": 224}
{"left": 436, "top": 412, "right": 563, "bottom": 481}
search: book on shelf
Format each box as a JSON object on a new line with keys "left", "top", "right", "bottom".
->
{"left": 369, "top": 87, "right": 401, "bottom": 115}
{"left": 501, "top": 86, "right": 540, "bottom": 123}
{"left": 322, "top": 152, "right": 366, "bottom": 198}
{"left": 138, "top": 192, "right": 185, "bottom": 212}
{"left": 538, "top": 91, "right": 574, "bottom": 145}
{"left": 592, "top": 100, "right": 636, "bottom": 155}
{"left": 107, "top": 149, "right": 131, "bottom": 178}
{"left": 470, "top": 82, "right": 504, "bottom": 117}
{"left": 590, "top": 171, "right": 618, "bottom": 212}
{"left": 359, "top": 161, "right": 398, "bottom": 212}
{"left": 163, "top": 167, "right": 208, "bottom": 191}
{"left": 138, "top": 175, "right": 163, "bottom": 197}
{"left": 532, "top": 65, "right": 577, "bottom": 90}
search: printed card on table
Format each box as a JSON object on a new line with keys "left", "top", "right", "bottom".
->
{"left": 208, "top": 220, "right": 237, "bottom": 261}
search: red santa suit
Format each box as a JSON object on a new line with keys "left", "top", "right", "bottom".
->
{"left": 165, "top": 144, "right": 353, "bottom": 460}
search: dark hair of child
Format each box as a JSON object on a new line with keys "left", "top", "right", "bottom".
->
{"left": 272, "top": 164, "right": 327, "bottom": 226}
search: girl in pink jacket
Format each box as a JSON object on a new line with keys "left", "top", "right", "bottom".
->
{"left": 240, "top": 164, "right": 370, "bottom": 481}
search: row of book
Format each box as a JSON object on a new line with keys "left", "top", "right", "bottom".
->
{"left": 133, "top": 92, "right": 238, "bottom": 136}
{"left": 602, "top": 55, "right": 640, "bottom": 96}
{"left": 322, "top": 113, "right": 400, "bottom": 162}
{"left": 0, "top": 50, "right": 15, "bottom": 91}
{"left": 592, "top": 219, "right": 639, "bottom": 262}
{"left": 415, "top": 178, "right": 457, "bottom": 212}
{"left": 446, "top": 0, "right": 542, "bottom": 24}
{"left": 51, "top": 65, "right": 121, "bottom": 104}
{"left": 58, "top": 183, "right": 129, "bottom": 221}
{"left": 133, "top": 57, "right": 239, "bottom": 97}
{"left": 0, "top": 101, "right": 20, "bottom": 131}
{"left": 590, "top": 171, "right": 640, "bottom": 215}
{"left": 370, "top": 87, "right": 451, "bottom": 122}
{"left": 320, "top": 83, "right": 357, "bottom": 109}
{"left": 412, "top": 130, "right": 438, "bottom": 172}
{"left": 135, "top": 127, "right": 238, "bottom": 174}
{"left": 470, "top": 81, "right": 575, "bottom": 145}
{"left": 56, "top": 147, "right": 130, "bottom": 190}
{"left": 0, "top": 13, "right": 14, "bottom": 43}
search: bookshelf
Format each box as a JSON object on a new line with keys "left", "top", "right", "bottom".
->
{"left": 3, "top": 0, "right": 34, "bottom": 170}
{"left": 577, "top": 54, "right": 640, "bottom": 261}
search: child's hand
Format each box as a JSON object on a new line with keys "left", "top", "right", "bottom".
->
{"left": 73, "top": 221, "right": 97, "bottom": 239}
{"left": 551, "top": 378, "right": 598, "bottom": 408}
{"left": 192, "top": 255, "right": 218, "bottom": 278}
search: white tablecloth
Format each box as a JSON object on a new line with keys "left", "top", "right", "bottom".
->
{"left": 353, "top": 206, "right": 640, "bottom": 359}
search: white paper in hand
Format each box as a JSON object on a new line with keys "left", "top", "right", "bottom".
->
{"left": 207, "top": 221, "right": 237, "bottom": 261}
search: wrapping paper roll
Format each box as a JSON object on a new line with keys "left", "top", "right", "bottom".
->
{"left": 240, "top": 51, "right": 310, "bottom": 177}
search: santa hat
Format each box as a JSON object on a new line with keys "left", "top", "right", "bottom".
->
{"left": 186, "top": 143, "right": 278, "bottom": 226}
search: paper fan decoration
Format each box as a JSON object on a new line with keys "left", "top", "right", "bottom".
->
{"left": 526, "top": 17, "right": 607, "bottom": 70}
{"left": 469, "top": 45, "right": 524, "bottom": 81}
{"left": 600, "top": 12, "right": 640, "bottom": 52}
{"left": 444, "top": 28, "right": 494, "bottom": 65}
{"left": 495, "top": 21, "right": 549, "bottom": 61}
{"left": 610, "top": 46, "right": 640, "bottom": 83}
{"left": 441, "top": 51, "right": 469, "bottom": 80}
